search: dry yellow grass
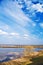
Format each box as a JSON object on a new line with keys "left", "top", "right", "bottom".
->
{"left": 0, "top": 48, "right": 43, "bottom": 65}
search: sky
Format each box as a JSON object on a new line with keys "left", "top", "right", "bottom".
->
{"left": 0, "top": 0, "right": 43, "bottom": 45}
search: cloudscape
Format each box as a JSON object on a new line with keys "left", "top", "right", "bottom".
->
{"left": 0, "top": 0, "right": 43, "bottom": 45}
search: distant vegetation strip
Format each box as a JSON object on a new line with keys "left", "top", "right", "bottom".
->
{"left": 0, "top": 45, "right": 43, "bottom": 48}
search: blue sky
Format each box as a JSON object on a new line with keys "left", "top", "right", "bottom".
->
{"left": 0, "top": 0, "right": 43, "bottom": 45}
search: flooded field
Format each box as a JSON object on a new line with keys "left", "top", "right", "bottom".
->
{"left": 0, "top": 47, "right": 43, "bottom": 62}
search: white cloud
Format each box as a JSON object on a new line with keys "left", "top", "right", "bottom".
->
{"left": 23, "top": 34, "right": 29, "bottom": 39}
{"left": 10, "top": 32, "right": 19, "bottom": 36}
{"left": 32, "top": 23, "right": 36, "bottom": 26}
{"left": 24, "top": 34, "right": 28, "bottom": 37}
{"left": 0, "top": 30, "right": 8, "bottom": 35}
{"left": 32, "top": 3, "right": 43, "bottom": 12}
{"left": 10, "top": 32, "right": 20, "bottom": 38}
{"left": 4, "top": 6, "right": 29, "bottom": 27}
{"left": 3, "top": 1, "right": 35, "bottom": 27}
{"left": 39, "top": 23, "right": 43, "bottom": 28}
{"left": 0, "top": 30, "right": 20, "bottom": 38}
{"left": 0, "top": 21, "right": 9, "bottom": 31}
{"left": 0, "top": 1, "right": 43, "bottom": 44}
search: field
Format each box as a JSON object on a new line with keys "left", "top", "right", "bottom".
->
{"left": 0, "top": 45, "right": 43, "bottom": 65}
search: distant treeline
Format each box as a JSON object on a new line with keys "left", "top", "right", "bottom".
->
{"left": 0, "top": 45, "right": 43, "bottom": 48}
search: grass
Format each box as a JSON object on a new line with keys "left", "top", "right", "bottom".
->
{"left": 0, "top": 49, "right": 43, "bottom": 65}
{"left": 1, "top": 55, "right": 43, "bottom": 65}
{"left": 28, "top": 55, "right": 43, "bottom": 65}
